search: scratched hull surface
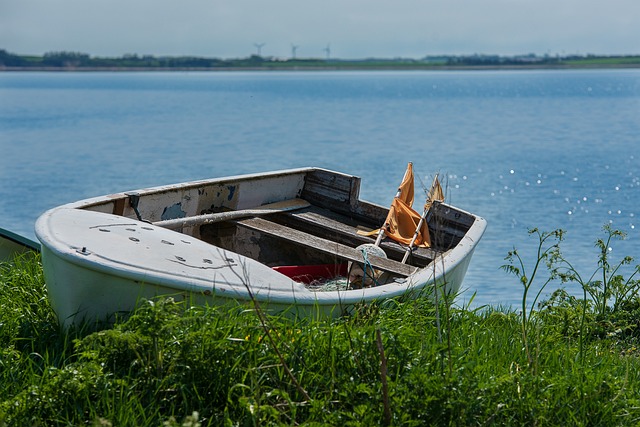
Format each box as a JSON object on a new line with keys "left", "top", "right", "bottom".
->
{"left": 35, "top": 167, "right": 487, "bottom": 327}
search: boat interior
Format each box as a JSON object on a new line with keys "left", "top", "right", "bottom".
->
{"left": 187, "top": 170, "right": 473, "bottom": 287}
{"left": 85, "top": 169, "right": 476, "bottom": 288}
{"left": 199, "top": 200, "right": 469, "bottom": 287}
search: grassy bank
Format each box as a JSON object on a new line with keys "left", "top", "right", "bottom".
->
{"left": 1, "top": 227, "right": 640, "bottom": 426}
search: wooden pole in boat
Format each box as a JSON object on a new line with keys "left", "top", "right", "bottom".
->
{"left": 374, "top": 163, "right": 414, "bottom": 247}
{"left": 401, "top": 173, "right": 439, "bottom": 264}
{"left": 374, "top": 187, "right": 402, "bottom": 247}
{"left": 154, "top": 198, "right": 310, "bottom": 230}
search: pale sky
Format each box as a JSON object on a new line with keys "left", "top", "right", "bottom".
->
{"left": 2, "top": 0, "right": 639, "bottom": 59}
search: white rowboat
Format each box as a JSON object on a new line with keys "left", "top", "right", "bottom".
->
{"left": 35, "top": 167, "right": 486, "bottom": 327}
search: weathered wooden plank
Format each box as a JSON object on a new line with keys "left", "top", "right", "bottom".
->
{"left": 429, "top": 202, "right": 475, "bottom": 229}
{"left": 235, "top": 217, "right": 417, "bottom": 277}
{"left": 301, "top": 169, "right": 360, "bottom": 212}
{"left": 274, "top": 206, "right": 435, "bottom": 266}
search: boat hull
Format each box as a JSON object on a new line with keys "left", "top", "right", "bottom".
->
{"left": 39, "top": 240, "right": 477, "bottom": 327}
{"left": 35, "top": 167, "right": 487, "bottom": 327}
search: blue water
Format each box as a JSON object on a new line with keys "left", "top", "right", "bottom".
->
{"left": 1, "top": 70, "right": 639, "bottom": 308}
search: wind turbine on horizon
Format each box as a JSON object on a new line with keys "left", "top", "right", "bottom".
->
{"left": 254, "top": 43, "right": 265, "bottom": 56}
{"left": 323, "top": 43, "right": 331, "bottom": 60}
{"left": 291, "top": 44, "right": 299, "bottom": 59}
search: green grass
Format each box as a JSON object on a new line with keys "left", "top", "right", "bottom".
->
{"left": 561, "top": 56, "right": 640, "bottom": 66}
{"left": 1, "top": 235, "right": 640, "bottom": 426}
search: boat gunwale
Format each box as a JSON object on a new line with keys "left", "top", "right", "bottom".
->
{"left": 59, "top": 167, "right": 330, "bottom": 211}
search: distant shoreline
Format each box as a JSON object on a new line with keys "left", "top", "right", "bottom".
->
{"left": 3, "top": 63, "right": 640, "bottom": 72}
{"left": 3, "top": 50, "right": 639, "bottom": 72}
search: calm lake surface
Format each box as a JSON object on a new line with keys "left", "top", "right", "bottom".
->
{"left": 1, "top": 69, "right": 639, "bottom": 308}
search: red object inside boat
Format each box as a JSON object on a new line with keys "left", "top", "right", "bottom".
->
{"left": 273, "top": 263, "right": 348, "bottom": 284}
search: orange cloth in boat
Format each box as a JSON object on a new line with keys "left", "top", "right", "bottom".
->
{"left": 386, "top": 165, "right": 447, "bottom": 248}
{"left": 426, "top": 176, "right": 444, "bottom": 210}
{"left": 358, "top": 163, "right": 432, "bottom": 248}
{"left": 384, "top": 195, "right": 431, "bottom": 247}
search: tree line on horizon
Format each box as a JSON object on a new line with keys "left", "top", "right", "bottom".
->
{"left": 1, "top": 49, "right": 639, "bottom": 69}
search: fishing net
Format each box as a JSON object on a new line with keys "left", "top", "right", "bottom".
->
{"left": 306, "top": 276, "right": 350, "bottom": 292}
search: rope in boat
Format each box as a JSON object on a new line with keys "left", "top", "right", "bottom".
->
{"left": 359, "top": 245, "right": 379, "bottom": 288}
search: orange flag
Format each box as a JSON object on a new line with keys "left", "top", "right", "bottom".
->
{"left": 425, "top": 176, "right": 444, "bottom": 210}
{"left": 382, "top": 163, "right": 431, "bottom": 248}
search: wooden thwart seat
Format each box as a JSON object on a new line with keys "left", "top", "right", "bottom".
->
{"left": 235, "top": 217, "right": 417, "bottom": 277}
{"left": 274, "top": 206, "right": 437, "bottom": 267}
